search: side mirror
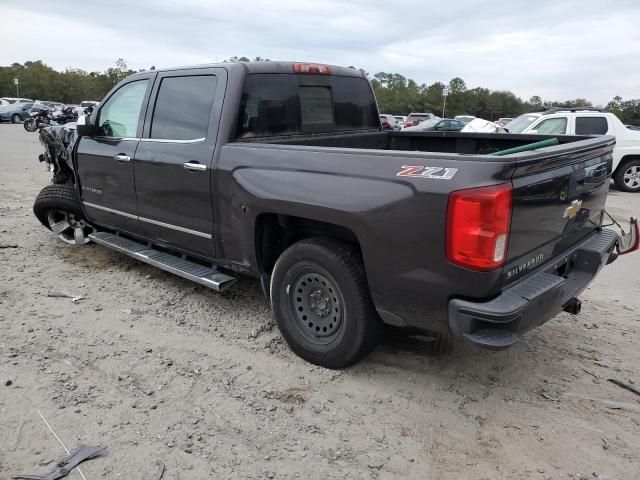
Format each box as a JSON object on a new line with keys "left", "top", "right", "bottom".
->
{"left": 529, "top": 129, "right": 539, "bottom": 134}
{"left": 76, "top": 113, "right": 97, "bottom": 137}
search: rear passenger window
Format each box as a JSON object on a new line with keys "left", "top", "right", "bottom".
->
{"left": 575, "top": 117, "right": 608, "bottom": 135}
{"left": 150, "top": 75, "right": 217, "bottom": 141}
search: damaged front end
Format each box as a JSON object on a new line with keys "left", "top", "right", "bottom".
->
{"left": 38, "top": 124, "right": 78, "bottom": 185}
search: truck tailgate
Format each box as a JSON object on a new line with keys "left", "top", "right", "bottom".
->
{"left": 504, "top": 137, "right": 615, "bottom": 285}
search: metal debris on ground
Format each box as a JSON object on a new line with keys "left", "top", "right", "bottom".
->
{"left": 154, "top": 460, "right": 165, "bottom": 480}
{"left": 47, "top": 292, "right": 84, "bottom": 303}
{"left": 12, "top": 445, "right": 106, "bottom": 480}
{"left": 608, "top": 378, "right": 640, "bottom": 397}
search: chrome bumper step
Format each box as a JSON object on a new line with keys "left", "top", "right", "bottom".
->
{"left": 88, "top": 231, "right": 236, "bottom": 292}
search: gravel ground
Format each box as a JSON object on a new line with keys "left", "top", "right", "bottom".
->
{"left": 1, "top": 124, "right": 639, "bottom": 480}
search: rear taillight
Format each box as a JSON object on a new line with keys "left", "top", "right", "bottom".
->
{"left": 294, "top": 63, "right": 331, "bottom": 74}
{"left": 446, "top": 183, "right": 513, "bottom": 271}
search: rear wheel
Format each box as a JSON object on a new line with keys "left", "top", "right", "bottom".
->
{"left": 270, "top": 238, "right": 382, "bottom": 369}
{"left": 33, "top": 184, "right": 94, "bottom": 244}
{"left": 614, "top": 158, "right": 640, "bottom": 192}
{"left": 11, "top": 113, "right": 21, "bottom": 124}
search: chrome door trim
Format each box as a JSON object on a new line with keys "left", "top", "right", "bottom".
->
{"left": 83, "top": 201, "right": 138, "bottom": 219}
{"left": 139, "top": 137, "right": 205, "bottom": 144}
{"left": 138, "top": 216, "right": 212, "bottom": 239}
{"left": 82, "top": 202, "right": 212, "bottom": 239}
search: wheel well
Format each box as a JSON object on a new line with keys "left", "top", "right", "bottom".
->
{"left": 616, "top": 155, "right": 640, "bottom": 172}
{"left": 255, "top": 213, "right": 360, "bottom": 274}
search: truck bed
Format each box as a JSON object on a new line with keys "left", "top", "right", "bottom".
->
{"left": 236, "top": 130, "right": 596, "bottom": 156}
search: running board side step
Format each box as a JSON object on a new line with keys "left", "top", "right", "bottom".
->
{"left": 88, "top": 231, "right": 236, "bottom": 292}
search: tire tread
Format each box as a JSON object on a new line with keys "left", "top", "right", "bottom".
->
{"left": 272, "top": 237, "right": 383, "bottom": 368}
{"left": 33, "top": 184, "right": 85, "bottom": 230}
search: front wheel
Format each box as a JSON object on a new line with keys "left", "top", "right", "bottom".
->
{"left": 33, "top": 184, "right": 94, "bottom": 244}
{"left": 11, "top": 113, "right": 21, "bottom": 124}
{"left": 270, "top": 238, "right": 382, "bottom": 369}
{"left": 614, "top": 159, "right": 640, "bottom": 192}
{"left": 23, "top": 118, "right": 37, "bottom": 132}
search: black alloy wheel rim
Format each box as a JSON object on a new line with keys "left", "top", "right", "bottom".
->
{"left": 290, "top": 270, "right": 344, "bottom": 345}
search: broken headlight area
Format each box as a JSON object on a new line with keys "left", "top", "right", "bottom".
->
{"left": 38, "top": 124, "right": 78, "bottom": 185}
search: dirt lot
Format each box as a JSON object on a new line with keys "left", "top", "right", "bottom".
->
{"left": 0, "top": 124, "right": 639, "bottom": 480}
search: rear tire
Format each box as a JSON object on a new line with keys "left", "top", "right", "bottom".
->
{"left": 33, "top": 184, "right": 93, "bottom": 244}
{"left": 614, "top": 158, "right": 640, "bottom": 192}
{"left": 270, "top": 238, "right": 382, "bottom": 369}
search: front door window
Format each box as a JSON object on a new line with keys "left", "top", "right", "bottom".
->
{"left": 98, "top": 80, "right": 149, "bottom": 138}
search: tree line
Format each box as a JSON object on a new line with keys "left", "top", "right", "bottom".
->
{"left": 369, "top": 72, "right": 639, "bottom": 124}
{"left": 1, "top": 59, "right": 638, "bottom": 125}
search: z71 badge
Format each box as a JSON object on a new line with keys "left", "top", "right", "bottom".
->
{"left": 396, "top": 165, "right": 458, "bottom": 180}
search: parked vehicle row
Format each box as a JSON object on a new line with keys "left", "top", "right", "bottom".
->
{"left": 0, "top": 97, "right": 99, "bottom": 123}
{"left": 404, "top": 117, "right": 465, "bottom": 132}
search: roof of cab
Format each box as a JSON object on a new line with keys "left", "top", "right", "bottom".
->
{"left": 131, "top": 61, "right": 365, "bottom": 78}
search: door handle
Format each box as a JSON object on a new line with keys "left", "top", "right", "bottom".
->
{"left": 114, "top": 154, "right": 131, "bottom": 162}
{"left": 183, "top": 161, "right": 207, "bottom": 172}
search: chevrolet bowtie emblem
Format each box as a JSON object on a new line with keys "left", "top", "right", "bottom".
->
{"left": 563, "top": 199, "right": 583, "bottom": 219}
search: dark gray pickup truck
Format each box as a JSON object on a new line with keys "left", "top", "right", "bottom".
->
{"left": 33, "top": 61, "right": 638, "bottom": 368}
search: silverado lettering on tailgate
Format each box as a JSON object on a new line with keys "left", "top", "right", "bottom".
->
{"left": 506, "top": 253, "right": 545, "bottom": 279}
{"left": 397, "top": 165, "right": 458, "bottom": 180}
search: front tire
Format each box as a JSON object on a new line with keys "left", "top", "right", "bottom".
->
{"left": 11, "top": 113, "right": 21, "bottom": 124}
{"left": 24, "top": 118, "right": 37, "bottom": 132}
{"left": 33, "top": 184, "right": 93, "bottom": 244}
{"left": 270, "top": 238, "right": 382, "bottom": 369}
{"left": 614, "top": 158, "right": 640, "bottom": 192}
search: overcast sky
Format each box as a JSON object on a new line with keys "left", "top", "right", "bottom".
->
{"left": 2, "top": 0, "right": 638, "bottom": 105}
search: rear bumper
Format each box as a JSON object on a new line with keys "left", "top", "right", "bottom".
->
{"left": 448, "top": 228, "right": 618, "bottom": 349}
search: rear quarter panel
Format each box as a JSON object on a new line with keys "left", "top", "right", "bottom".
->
{"left": 215, "top": 143, "right": 514, "bottom": 332}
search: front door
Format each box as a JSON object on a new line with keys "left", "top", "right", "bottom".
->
{"left": 133, "top": 68, "right": 225, "bottom": 259}
{"left": 76, "top": 75, "right": 154, "bottom": 233}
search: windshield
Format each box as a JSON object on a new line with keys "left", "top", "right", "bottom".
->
{"left": 504, "top": 114, "right": 540, "bottom": 133}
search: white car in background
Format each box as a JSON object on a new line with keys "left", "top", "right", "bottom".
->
{"left": 1, "top": 97, "right": 34, "bottom": 105}
{"left": 454, "top": 115, "right": 476, "bottom": 124}
{"left": 505, "top": 108, "right": 640, "bottom": 192}
{"left": 394, "top": 115, "right": 407, "bottom": 128}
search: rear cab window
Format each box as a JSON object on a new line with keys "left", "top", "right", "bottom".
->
{"left": 236, "top": 74, "right": 379, "bottom": 138}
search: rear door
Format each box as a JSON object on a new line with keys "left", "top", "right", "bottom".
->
{"left": 77, "top": 74, "right": 154, "bottom": 233}
{"left": 133, "top": 68, "right": 226, "bottom": 259}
